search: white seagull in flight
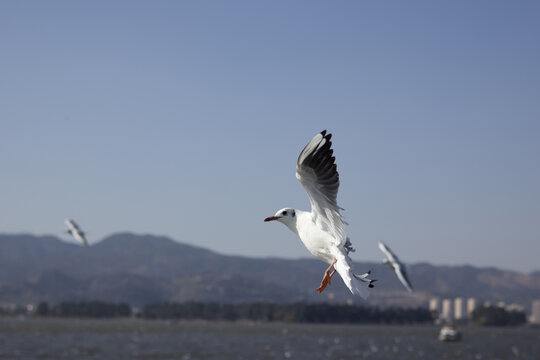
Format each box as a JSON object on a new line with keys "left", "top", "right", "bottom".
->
{"left": 264, "top": 130, "right": 375, "bottom": 299}
{"left": 65, "top": 219, "right": 89, "bottom": 247}
{"left": 378, "top": 241, "right": 413, "bottom": 292}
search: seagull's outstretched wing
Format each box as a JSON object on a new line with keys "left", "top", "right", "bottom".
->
{"left": 296, "top": 130, "right": 345, "bottom": 245}
{"left": 378, "top": 241, "right": 398, "bottom": 263}
{"left": 395, "top": 265, "right": 413, "bottom": 292}
{"left": 65, "top": 219, "right": 89, "bottom": 247}
{"left": 75, "top": 232, "right": 89, "bottom": 247}
{"left": 379, "top": 241, "right": 413, "bottom": 292}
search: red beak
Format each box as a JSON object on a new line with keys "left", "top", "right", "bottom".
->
{"left": 264, "top": 216, "right": 279, "bottom": 222}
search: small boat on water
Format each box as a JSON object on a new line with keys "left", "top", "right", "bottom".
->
{"left": 439, "top": 324, "right": 461, "bottom": 342}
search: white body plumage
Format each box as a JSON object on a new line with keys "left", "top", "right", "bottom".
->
{"left": 265, "top": 131, "right": 375, "bottom": 299}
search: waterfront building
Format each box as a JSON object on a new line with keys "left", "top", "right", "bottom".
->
{"left": 454, "top": 298, "right": 465, "bottom": 320}
{"left": 466, "top": 298, "right": 476, "bottom": 318}
{"left": 530, "top": 300, "right": 540, "bottom": 324}
{"left": 441, "top": 299, "right": 453, "bottom": 321}
{"left": 429, "top": 298, "right": 440, "bottom": 315}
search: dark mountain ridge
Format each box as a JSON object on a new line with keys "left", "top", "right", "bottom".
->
{"left": 1, "top": 233, "right": 539, "bottom": 310}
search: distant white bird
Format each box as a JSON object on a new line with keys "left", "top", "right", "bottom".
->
{"left": 378, "top": 241, "right": 413, "bottom": 292}
{"left": 264, "top": 130, "right": 375, "bottom": 299}
{"left": 65, "top": 219, "right": 89, "bottom": 247}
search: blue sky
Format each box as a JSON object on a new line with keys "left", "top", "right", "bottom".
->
{"left": 1, "top": 1, "right": 539, "bottom": 272}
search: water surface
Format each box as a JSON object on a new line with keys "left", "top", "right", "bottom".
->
{"left": 0, "top": 318, "right": 538, "bottom": 359}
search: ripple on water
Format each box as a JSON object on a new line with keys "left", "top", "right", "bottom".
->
{"left": 1, "top": 319, "right": 540, "bottom": 360}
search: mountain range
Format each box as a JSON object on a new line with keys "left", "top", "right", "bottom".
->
{"left": 1, "top": 233, "right": 539, "bottom": 311}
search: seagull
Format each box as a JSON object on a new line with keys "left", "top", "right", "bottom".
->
{"left": 264, "top": 130, "right": 375, "bottom": 299}
{"left": 378, "top": 241, "right": 413, "bottom": 292}
{"left": 65, "top": 219, "right": 89, "bottom": 247}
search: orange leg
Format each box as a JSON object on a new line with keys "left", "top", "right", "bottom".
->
{"left": 316, "top": 258, "right": 337, "bottom": 293}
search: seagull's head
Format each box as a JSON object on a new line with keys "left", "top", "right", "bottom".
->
{"left": 264, "top": 208, "right": 297, "bottom": 228}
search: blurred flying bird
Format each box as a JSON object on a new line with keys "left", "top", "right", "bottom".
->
{"left": 65, "top": 219, "right": 89, "bottom": 247}
{"left": 378, "top": 241, "right": 413, "bottom": 292}
{"left": 264, "top": 130, "right": 375, "bottom": 299}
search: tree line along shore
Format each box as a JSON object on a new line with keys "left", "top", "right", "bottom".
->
{"left": 0, "top": 301, "right": 526, "bottom": 326}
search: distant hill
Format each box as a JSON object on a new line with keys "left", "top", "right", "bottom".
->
{"left": 1, "top": 233, "right": 539, "bottom": 310}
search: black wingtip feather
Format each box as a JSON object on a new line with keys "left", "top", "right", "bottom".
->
{"left": 297, "top": 130, "right": 340, "bottom": 206}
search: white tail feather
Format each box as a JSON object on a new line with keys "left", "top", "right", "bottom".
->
{"left": 333, "top": 257, "right": 374, "bottom": 300}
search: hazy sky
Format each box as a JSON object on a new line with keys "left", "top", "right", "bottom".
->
{"left": 1, "top": 1, "right": 539, "bottom": 273}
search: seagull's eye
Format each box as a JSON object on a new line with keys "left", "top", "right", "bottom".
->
{"left": 281, "top": 211, "right": 287, "bottom": 216}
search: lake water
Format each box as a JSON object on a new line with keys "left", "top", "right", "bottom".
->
{"left": 0, "top": 318, "right": 539, "bottom": 359}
